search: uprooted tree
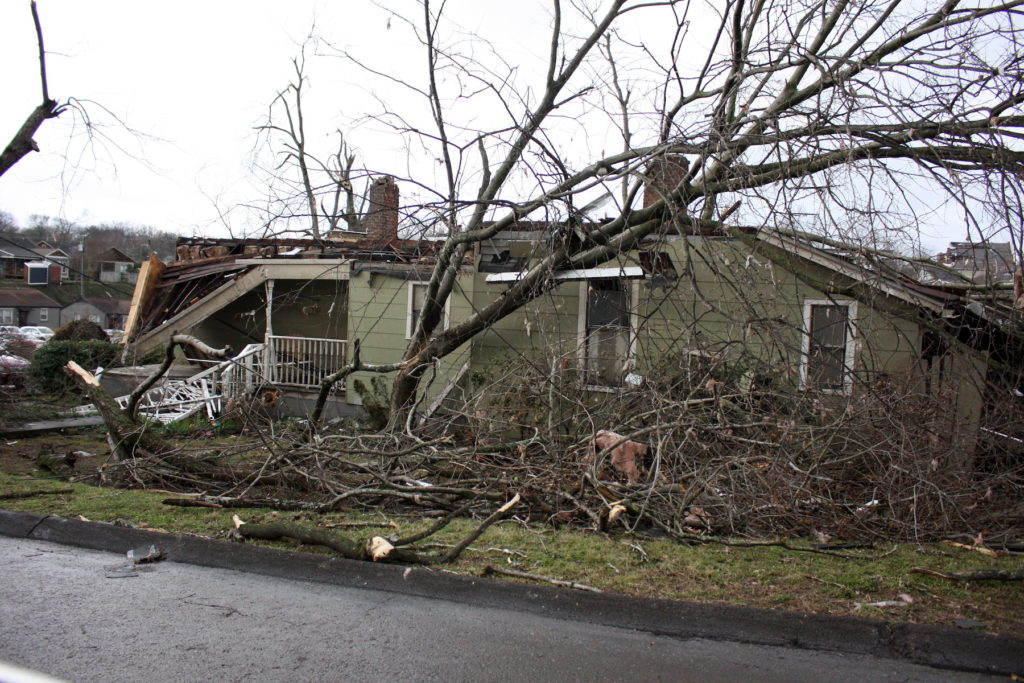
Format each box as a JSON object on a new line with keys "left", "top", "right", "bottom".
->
{"left": 311, "top": 0, "right": 1024, "bottom": 427}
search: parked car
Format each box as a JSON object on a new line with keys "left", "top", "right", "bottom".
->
{"left": 20, "top": 326, "right": 54, "bottom": 342}
{"left": 105, "top": 329, "right": 125, "bottom": 343}
{"left": 0, "top": 325, "right": 25, "bottom": 341}
{"left": 0, "top": 352, "right": 29, "bottom": 388}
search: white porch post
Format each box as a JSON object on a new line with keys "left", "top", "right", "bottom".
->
{"left": 264, "top": 279, "right": 275, "bottom": 384}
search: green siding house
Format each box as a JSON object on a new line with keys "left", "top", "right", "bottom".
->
{"left": 125, "top": 177, "right": 1011, "bottom": 445}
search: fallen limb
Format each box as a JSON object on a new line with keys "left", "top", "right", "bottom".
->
{"left": 0, "top": 487, "right": 73, "bottom": 500}
{"left": 911, "top": 567, "right": 1024, "bottom": 582}
{"left": 161, "top": 495, "right": 324, "bottom": 511}
{"left": 162, "top": 498, "right": 224, "bottom": 509}
{"left": 236, "top": 520, "right": 429, "bottom": 563}
{"left": 310, "top": 339, "right": 404, "bottom": 428}
{"left": 941, "top": 540, "right": 1001, "bottom": 558}
{"left": 126, "top": 334, "right": 232, "bottom": 420}
{"left": 436, "top": 494, "right": 520, "bottom": 563}
{"left": 233, "top": 493, "right": 520, "bottom": 565}
{"left": 483, "top": 565, "right": 602, "bottom": 593}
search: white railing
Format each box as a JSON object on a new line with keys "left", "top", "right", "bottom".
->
{"left": 79, "top": 337, "right": 346, "bottom": 425}
{"left": 91, "top": 343, "right": 267, "bottom": 424}
{"left": 265, "top": 335, "right": 347, "bottom": 389}
{"left": 219, "top": 343, "right": 267, "bottom": 399}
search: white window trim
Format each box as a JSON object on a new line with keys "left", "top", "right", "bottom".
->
{"left": 799, "top": 298, "right": 858, "bottom": 395}
{"left": 39, "top": 308, "right": 48, "bottom": 322}
{"left": 486, "top": 266, "right": 645, "bottom": 284}
{"left": 406, "top": 281, "right": 450, "bottom": 340}
{"left": 577, "top": 279, "right": 639, "bottom": 391}
{"left": 0, "top": 308, "right": 14, "bottom": 325}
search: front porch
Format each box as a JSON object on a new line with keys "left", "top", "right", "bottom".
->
{"left": 90, "top": 334, "right": 352, "bottom": 425}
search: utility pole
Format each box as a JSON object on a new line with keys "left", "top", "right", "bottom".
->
{"left": 79, "top": 238, "right": 84, "bottom": 300}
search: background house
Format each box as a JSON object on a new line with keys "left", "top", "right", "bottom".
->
{"left": 0, "top": 237, "right": 68, "bottom": 283}
{"left": 95, "top": 247, "right": 138, "bottom": 284}
{"left": 0, "top": 288, "right": 61, "bottom": 327}
{"left": 61, "top": 297, "right": 131, "bottom": 329}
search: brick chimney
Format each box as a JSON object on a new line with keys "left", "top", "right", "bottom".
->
{"left": 365, "top": 175, "right": 399, "bottom": 244}
{"left": 643, "top": 155, "right": 688, "bottom": 208}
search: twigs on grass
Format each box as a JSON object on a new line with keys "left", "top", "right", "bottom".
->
{"left": 0, "top": 487, "right": 73, "bottom": 500}
{"left": 912, "top": 568, "right": 1024, "bottom": 582}
{"left": 482, "top": 565, "right": 602, "bottom": 592}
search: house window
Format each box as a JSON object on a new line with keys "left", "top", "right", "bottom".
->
{"left": 581, "top": 280, "right": 634, "bottom": 386}
{"left": 39, "top": 309, "right": 48, "bottom": 322}
{"left": 0, "top": 308, "right": 14, "bottom": 325}
{"left": 406, "top": 282, "right": 449, "bottom": 339}
{"left": 801, "top": 299, "right": 857, "bottom": 393}
{"left": 102, "top": 262, "right": 115, "bottom": 272}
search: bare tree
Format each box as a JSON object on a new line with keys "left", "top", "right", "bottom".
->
{"left": 254, "top": 47, "right": 364, "bottom": 239}
{"left": 0, "top": 1, "right": 65, "bottom": 178}
{"left": 355, "top": 0, "right": 1024, "bottom": 425}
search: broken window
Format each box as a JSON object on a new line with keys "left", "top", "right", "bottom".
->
{"left": 801, "top": 300, "right": 856, "bottom": 392}
{"left": 583, "top": 280, "right": 632, "bottom": 386}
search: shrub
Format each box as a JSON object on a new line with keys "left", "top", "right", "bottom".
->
{"left": 53, "top": 320, "right": 109, "bottom": 342}
{"left": 29, "top": 340, "right": 121, "bottom": 394}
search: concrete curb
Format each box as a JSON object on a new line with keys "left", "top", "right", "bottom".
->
{"left": 2, "top": 509, "right": 1021, "bottom": 676}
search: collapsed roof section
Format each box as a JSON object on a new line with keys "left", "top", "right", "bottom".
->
{"left": 128, "top": 234, "right": 444, "bottom": 345}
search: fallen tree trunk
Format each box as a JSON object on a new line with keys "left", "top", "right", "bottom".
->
{"left": 65, "top": 361, "right": 167, "bottom": 461}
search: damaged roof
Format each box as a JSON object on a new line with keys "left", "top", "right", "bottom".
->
{"left": 134, "top": 235, "right": 445, "bottom": 338}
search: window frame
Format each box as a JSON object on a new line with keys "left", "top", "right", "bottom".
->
{"left": 406, "top": 281, "right": 450, "bottom": 340}
{"left": 39, "top": 308, "right": 48, "bottom": 322}
{"left": 577, "top": 278, "right": 639, "bottom": 390}
{"left": 799, "top": 298, "right": 858, "bottom": 395}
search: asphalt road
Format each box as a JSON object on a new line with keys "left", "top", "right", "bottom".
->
{"left": 0, "top": 536, "right": 1001, "bottom": 683}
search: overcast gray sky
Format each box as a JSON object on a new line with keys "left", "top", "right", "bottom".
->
{"left": 0, "top": 1, "right": 455, "bottom": 235}
{"left": 0, "top": 1, "right": 975, "bottom": 252}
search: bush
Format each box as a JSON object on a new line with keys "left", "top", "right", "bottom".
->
{"left": 29, "top": 340, "right": 121, "bottom": 394}
{"left": 53, "top": 320, "right": 109, "bottom": 342}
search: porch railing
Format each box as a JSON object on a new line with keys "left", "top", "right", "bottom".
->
{"left": 265, "top": 335, "right": 347, "bottom": 390}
